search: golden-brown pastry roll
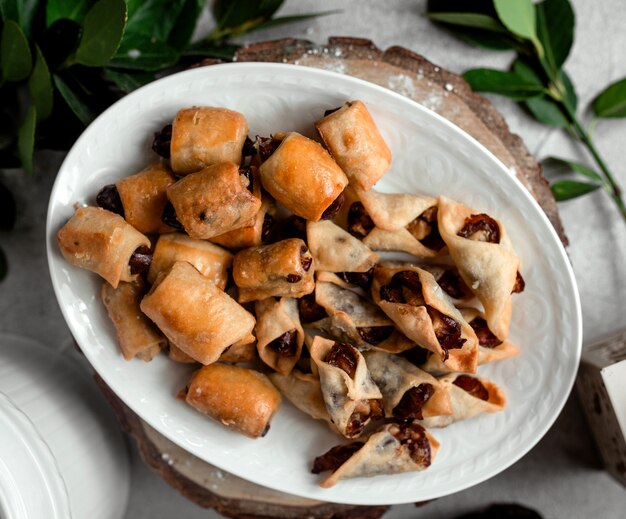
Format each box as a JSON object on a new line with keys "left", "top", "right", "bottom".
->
{"left": 310, "top": 336, "right": 383, "bottom": 439}
{"left": 364, "top": 350, "right": 452, "bottom": 421}
{"left": 115, "top": 162, "right": 176, "bottom": 234}
{"left": 306, "top": 220, "right": 378, "bottom": 273}
{"left": 259, "top": 132, "right": 348, "bottom": 221}
{"left": 210, "top": 190, "right": 277, "bottom": 250}
{"left": 218, "top": 339, "right": 257, "bottom": 364}
{"left": 101, "top": 281, "right": 166, "bottom": 361}
{"left": 255, "top": 297, "right": 304, "bottom": 376}
{"left": 315, "top": 100, "right": 391, "bottom": 192}
{"left": 312, "top": 422, "right": 439, "bottom": 488}
{"left": 419, "top": 373, "right": 506, "bottom": 428}
{"left": 147, "top": 232, "right": 232, "bottom": 289}
{"left": 57, "top": 206, "right": 151, "bottom": 288}
{"left": 170, "top": 106, "right": 248, "bottom": 175}
{"left": 421, "top": 307, "right": 519, "bottom": 373}
{"left": 166, "top": 162, "right": 261, "bottom": 239}
{"left": 140, "top": 261, "right": 255, "bottom": 364}
{"left": 438, "top": 196, "right": 524, "bottom": 340}
{"left": 233, "top": 238, "right": 315, "bottom": 302}
{"left": 311, "top": 280, "right": 412, "bottom": 353}
{"left": 268, "top": 370, "right": 330, "bottom": 422}
{"left": 372, "top": 264, "right": 479, "bottom": 373}
{"left": 181, "top": 364, "right": 281, "bottom": 438}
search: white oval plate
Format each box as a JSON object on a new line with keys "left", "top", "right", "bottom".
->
{"left": 46, "top": 63, "right": 581, "bottom": 505}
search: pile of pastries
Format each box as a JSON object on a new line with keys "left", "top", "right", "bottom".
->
{"left": 57, "top": 101, "right": 524, "bottom": 487}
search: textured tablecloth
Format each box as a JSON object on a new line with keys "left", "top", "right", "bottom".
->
{"left": 1, "top": 1, "right": 625, "bottom": 517}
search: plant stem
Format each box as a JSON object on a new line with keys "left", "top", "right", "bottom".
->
{"left": 563, "top": 104, "right": 626, "bottom": 223}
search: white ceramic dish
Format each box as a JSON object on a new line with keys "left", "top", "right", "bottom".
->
{"left": 46, "top": 62, "right": 581, "bottom": 505}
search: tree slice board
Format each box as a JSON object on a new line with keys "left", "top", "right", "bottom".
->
{"left": 100, "top": 37, "right": 567, "bottom": 519}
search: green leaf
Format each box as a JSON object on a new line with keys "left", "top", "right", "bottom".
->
{"left": 456, "top": 29, "right": 516, "bottom": 50}
{"left": 427, "top": 12, "right": 508, "bottom": 32}
{"left": 214, "top": 0, "right": 283, "bottom": 30}
{"left": 560, "top": 69, "right": 577, "bottom": 112}
{"left": 124, "top": 0, "right": 186, "bottom": 42}
{"left": 0, "top": 181, "right": 16, "bottom": 230}
{"left": 103, "top": 68, "right": 154, "bottom": 93}
{"left": 17, "top": 105, "right": 36, "bottom": 173}
{"left": 493, "top": 0, "right": 536, "bottom": 41}
{"left": 1, "top": 0, "right": 40, "bottom": 39}
{"left": 110, "top": 34, "right": 179, "bottom": 71}
{"left": 46, "top": 0, "right": 92, "bottom": 26}
{"left": 53, "top": 73, "right": 96, "bottom": 125}
{"left": 551, "top": 179, "right": 601, "bottom": 201}
{"left": 183, "top": 42, "right": 239, "bottom": 60}
{"left": 463, "top": 68, "right": 544, "bottom": 100}
{"left": 543, "top": 157, "right": 603, "bottom": 182}
{"left": 252, "top": 11, "right": 340, "bottom": 32}
{"left": 524, "top": 95, "right": 568, "bottom": 127}
{"left": 592, "top": 77, "right": 626, "bottom": 118}
{"left": 536, "top": 0, "right": 575, "bottom": 72}
{"left": 0, "top": 20, "right": 32, "bottom": 81}
{"left": 28, "top": 45, "right": 53, "bottom": 121}
{"left": 167, "top": 0, "right": 204, "bottom": 51}
{"left": 74, "top": 0, "right": 127, "bottom": 67}
{"left": 0, "top": 245, "right": 7, "bottom": 281}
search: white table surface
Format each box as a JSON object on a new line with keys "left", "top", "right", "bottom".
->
{"left": 1, "top": 1, "right": 625, "bottom": 517}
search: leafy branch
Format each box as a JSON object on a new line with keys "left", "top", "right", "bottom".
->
{"left": 427, "top": 0, "right": 626, "bottom": 224}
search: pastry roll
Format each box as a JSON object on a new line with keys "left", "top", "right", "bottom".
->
{"left": 255, "top": 297, "right": 304, "bottom": 375}
{"left": 210, "top": 191, "right": 277, "bottom": 250}
{"left": 148, "top": 233, "right": 232, "bottom": 288}
{"left": 219, "top": 338, "right": 257, "bottom": 363}
{"left": 140, "top": 261, "right": 255, "bottom": 364}
{"left": 166, "top": 162, "right": 261, "bottom": 239}
{"left": 101, "top": 281, "right": 166, "bottom": 361}
{"left": 170, "top": 106, "right": 249, "bottom": 175}
{"left": 312, "top": 422, "right": 439, "bottom": 488}
{"left": 259, "top": 132, "right": 348, "bottom": 221}
{"left": 306, "top": 220, "right": 378, "bottom": 273}
{"left": 115, "top": 162, "right": 177, "bottom": 234}
{"left": 310, "top": 336, "right": 383, "bottom": 438}
{"left": 268, "top": 370, "right": 330, "bottom": 422}
{"left": 233, "top": 238, "right": 315, "bottom": 302}
{"left": 57, "top": 206, "right": 151, "bottom": 288}
{"left": 168, "top": 343, "right": 197, "bottom": 363}
{"left": 420, "top": 373, "right": 506, "bottom": 428}
{"left": 181, "top": 364, "right": 281, "bottom": 438}
{"left": 438, "top": 196, "right": 524, "bottom": 340}
{"left": 364, "top": 350, "right": 452, "bottom": 420}
{"left": 372, "top": 264, "right": 479, "bottom": 373}
{"left": 421, "top": 307, "right": 519, "bottom": 373}
{"left": 311, "top": 280, "right": 412, "bottom": 352}
{"left": 357, "top": 189, "right": 436, "bottom": 232}
{"left": 315, "top": 101, "right": 391, "bottom": 192}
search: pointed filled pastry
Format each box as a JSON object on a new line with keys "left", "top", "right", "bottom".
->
{"left": 364, "top": 350, "right": 452, "bottom": 421}
{"left": 419, "top": 373, "right": 506, "bottom": 428}
{"left": 268, "top": 370, "right": 330, "bottom": 422}
{"left": 312, "top": 422, "right": 439, "bottom": 487}
{"left": 310, "top": 337, "right": 383, "bottom": 438}
{"left": 438, "top": 196, "right": 524, "bottom": 340}
{"left": 148, "top": 233, "right": 232, "bottom": 289}
{"left": 315, "top": 100, "right": 391, "bottom": 192}
{"left": 57, "top": 206, "right": 151, "bottom": 288}
{"left": 306, "top": 219, "right": 378, "bottom": 274}
{"left": 140, "top": 261, "right": 255, "bottom": 364}
{"left": 101, "top": 280, "right": 166, "bottom": 361}
{"left": 180, "top": 363, "right": 281, "bottom": 438}
{"left": 421, "top": 307, "right": 519, "bottom": 373}
{"left": 357, "top": 189, "right": 436, "bottom": 232}
{"left": 95, "top": 162, "right": 177, "bottom": 235}
{"left": 166, "top": 162, "right": 261, "bottom": 239}
{"left": 372, "top": 264, "right": 479, "bottom": 373}
{"left": 233, "top": 238, "right": 315, "bottom": 302}
{"left": 255, "top": 297, "right": 304, "bottom": 375}
{"left": 259, "top": 132, "right": 348, "bottom": 221}
{"left": 418, "top": 264, "right": 474, "bottom": 305}
{"left": 311, "top": 280, "right": 414, "bottom": 352}
{"left": 170, "top": 106, "right": 249, "bottom": 175}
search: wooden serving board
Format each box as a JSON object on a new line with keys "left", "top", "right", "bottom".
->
{"left": 100, "top": 37, "right": 567, "bottom": 519}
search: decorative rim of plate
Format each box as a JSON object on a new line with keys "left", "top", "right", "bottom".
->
{"left": 46, "top": 62, "right": 582, "bottom": 505}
